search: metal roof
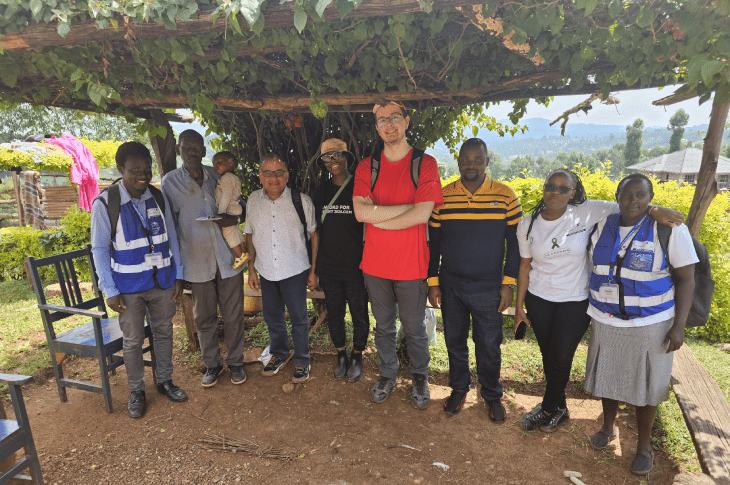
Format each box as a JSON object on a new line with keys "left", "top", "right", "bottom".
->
{"left": 627, "top": 148, "right": 730, "bottom": 174}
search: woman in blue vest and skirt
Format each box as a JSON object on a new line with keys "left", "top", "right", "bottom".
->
{"left": 585, "top": 173, "right": 697, "bottom": 476}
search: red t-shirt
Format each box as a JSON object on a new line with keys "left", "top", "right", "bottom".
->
{"left": 353, "top": 149, "right": 443, "bottom": 280}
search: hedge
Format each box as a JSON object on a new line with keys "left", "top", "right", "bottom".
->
{"left": 0, "top": 138, "right": 122, "bottom": 174}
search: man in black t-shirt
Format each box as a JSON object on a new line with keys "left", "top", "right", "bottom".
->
{"left": 312, "top": 138, "right": 369, "bottom": 382}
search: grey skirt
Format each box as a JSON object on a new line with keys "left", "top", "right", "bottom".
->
{"left": 584, "top": 318, "right": 675, "bottom": 407}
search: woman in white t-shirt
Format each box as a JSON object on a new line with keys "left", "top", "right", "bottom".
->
{"left": 514, "top": 169, "right": 683, "bottom": 433}
{"left": 584, "top": 174, "right": 696, "bottom": 476}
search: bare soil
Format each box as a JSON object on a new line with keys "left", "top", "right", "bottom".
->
{"left": 12, "top": 312, "right": 687, "bottom": 485}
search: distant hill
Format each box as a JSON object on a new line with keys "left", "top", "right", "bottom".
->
{"left": 429, "top": 118, "right": 709, "bottom": 162}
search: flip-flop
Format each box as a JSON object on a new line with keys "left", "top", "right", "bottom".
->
{"left": 630, "top": 450, "right": 654, "bottom": 476}
{"left": 590, "top": 428, "right": 618, "bottom": 450}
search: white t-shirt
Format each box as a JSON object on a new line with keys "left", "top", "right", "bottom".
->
{"left": 587, "top": 221, "right": 699, "bottom": 327}
{"left": 516, "top": 199, "right": 618, "bottom": 302}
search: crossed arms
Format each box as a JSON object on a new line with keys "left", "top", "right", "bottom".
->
{"left": 353, "top": 195, "right": 434, "bottom": 230}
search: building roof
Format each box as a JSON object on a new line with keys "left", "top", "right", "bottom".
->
{"left": 628, "top": 148, "right": 730, "bottom": 175}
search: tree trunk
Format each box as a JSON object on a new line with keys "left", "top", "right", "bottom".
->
{"left": 686, "top": 94, "right": 730, "bottom": 237}
{"left": 148, "top": 109, "right": 178, "bottom": 178}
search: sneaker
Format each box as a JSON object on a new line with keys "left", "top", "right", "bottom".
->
{"left": 485, "top": 398, "right": 506, "bottom": 424}
{"left": 233, "top": 253, "right": 251, "bottom": 270}
{"left": 521, "top": 403, "right": 551, "bottom": 431}
{"left": 370, "top": 376, "right": 397, "bottom": 404}
{"left": 292, "top": 364, "right": 310, "bottom": 383}
{"left": 262, "top": 355, "right": 285, "bottom": 376}
{"left": 411, "top": 374, "right": 430, "bottom": 410}
{"left": 443, "top": 391, "right": 467, "bottom": 416}
{"left": 201, "top": 364, "right": 224, "bottom": 388}
{"left": 540, "top": 406, "right": 570, "bottom": 433}
{"left": 229, "top": 365, "right": 247, "bottom": 385}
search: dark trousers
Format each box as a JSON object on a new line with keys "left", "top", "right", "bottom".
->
{"left": 524, "top": 291, "right": 590, "bottom": 414}
{"left": 260, "top": 269, "right": 310, "bottom": 366}
{"left": 441, "top": 286, "right": 503, "bottom": 401}
{"left": 319, "top": 276, "right": 370, "bottom": 351}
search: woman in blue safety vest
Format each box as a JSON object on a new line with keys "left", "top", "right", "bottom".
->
{"left": 584, "top": 173, "right": 697, "bottom": 476}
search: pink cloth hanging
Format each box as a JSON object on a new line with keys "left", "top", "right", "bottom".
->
{"left": 46, "top": 135, "right": 100, "bottom": 212}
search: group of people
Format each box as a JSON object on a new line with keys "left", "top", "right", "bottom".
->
{"left": 90, "top": 101, "right": 698, "bottom": 477}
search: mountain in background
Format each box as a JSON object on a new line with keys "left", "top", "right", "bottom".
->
{"left": 429, "top": 118, "right": 709, "bottom": 162}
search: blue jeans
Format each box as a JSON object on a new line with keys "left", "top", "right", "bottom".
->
{"left": 260, "top": 269, "right": 310, "bottom": 366}
{"left": 441, "top": 286, "right": 503, "bottom": 401}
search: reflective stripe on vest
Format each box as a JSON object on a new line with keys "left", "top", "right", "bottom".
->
{"left": 588, "top": 214, "right": 674, "bottom": 319}
{"left": 110, "top": 197, "right": 175, "bottom": 293}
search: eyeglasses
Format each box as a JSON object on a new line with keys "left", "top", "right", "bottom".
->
{"left": 376, "top": 115, "right": 404, "bottom": 127}
{"left": 322, "top": 151, "right": 344, "bottom": 163}
{"left": 261, "top": 170, "right": 287, "bottom": 178}
{"left": 543, "top": 182, "right": 574, "bottom": 194}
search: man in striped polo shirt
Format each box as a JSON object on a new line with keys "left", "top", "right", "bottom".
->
{"left": 427, "top": 138, "right": 522, "bottom": 422}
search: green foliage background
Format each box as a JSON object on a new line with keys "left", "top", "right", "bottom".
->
{"left": 0, "top": 138, "right": 123, "bottom": 173}
{"left": 443, "top": 167, "right": 730, "bottom": 343}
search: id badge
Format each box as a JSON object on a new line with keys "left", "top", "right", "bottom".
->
{"left": 145, "top": 252, "right": 164, "bottom": 267}
{"left": 598, "top": 283, "right": 619, "bottom": 300}
{"left": 629, "top": 251, "right": 654, "bottom": 271}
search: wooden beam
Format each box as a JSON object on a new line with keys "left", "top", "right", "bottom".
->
{"left": 11, "top": 169, "right": 24, "bottom": 227}
{"left": 687, "top": 93, "right": 730, "bottom": 236}
{"left": 0, "top": 0, "right": 487, "bottom": 52}
{"left": 653, "top": 86, "right": 700, "bottom": 106}
{"left": 671, "top": 345, "right": 730, "bottom": 480}
{"left": 457, "top": 4, "right": 545, "bottom": 66}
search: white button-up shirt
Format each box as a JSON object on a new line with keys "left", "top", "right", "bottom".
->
{"left": 244, "top": 187, "right": 316, "bottom": 282}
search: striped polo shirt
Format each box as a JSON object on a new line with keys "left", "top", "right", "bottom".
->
{"left": 427, "top": 176, "right": 522, "bottom": 293}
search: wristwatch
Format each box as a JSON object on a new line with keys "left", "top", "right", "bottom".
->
{"left": 506, "top": 284, "right": 516, "bottom": 289}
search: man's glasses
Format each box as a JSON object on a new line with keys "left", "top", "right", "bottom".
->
{"left": 261, "top": 170, "right": 287, "bottom": 178}
{"left": 322, "top": 151, "right": 344, "bottom": 163}
{"left": 376, "top": 115, "right": 404, "bottom": 127}
{"left": 543, "top": 182, "right": 574, "bottom": 194}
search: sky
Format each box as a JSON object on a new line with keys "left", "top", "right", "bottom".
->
{"left": 486, "top": 86, "right": 714, "bottom": 128}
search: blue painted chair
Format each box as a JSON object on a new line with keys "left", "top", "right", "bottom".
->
{"left": 26, "top": 245, "right": 157, "bottom": 413}
{"left": 0, "top": 373, "right": 44, "bottom": 484}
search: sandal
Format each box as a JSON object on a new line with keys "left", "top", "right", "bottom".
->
{"left": 630, "top": 450, "right": 654, "bottom": 476}
{"left": 590, "top": 428, "right": 618, "bottom": 450}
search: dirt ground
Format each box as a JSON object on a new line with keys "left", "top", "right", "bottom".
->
{"left": 11, "top": 312, "right": 690, "bottom": 485}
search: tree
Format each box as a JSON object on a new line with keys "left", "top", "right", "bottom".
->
{"left": 624, "top": 119, "right": 644, "bottom": 168}
{"left": 0, "top": 103, "right": 144, "bottom": 144}
{"left": 668, "top": 108, "right": 690, "bottom": 153}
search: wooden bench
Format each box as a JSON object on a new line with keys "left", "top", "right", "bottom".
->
{"left": 670, "top": 345, "right": 730, "bottom": 482}
{"left": 179, "top": 288, "right": 326, "bottom": 352}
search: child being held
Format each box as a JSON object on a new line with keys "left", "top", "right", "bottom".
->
{"left": 213, "top": 151, "right": 250, "bottom": 270}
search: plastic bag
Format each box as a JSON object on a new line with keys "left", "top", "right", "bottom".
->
{"left": 258, "top": 344, "right": 273, "bottom": 365}
{"left": 396, "top": 308, "right": 438, "bottom": 346}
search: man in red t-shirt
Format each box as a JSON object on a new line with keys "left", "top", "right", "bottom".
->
{"left": 353, "top": 101, "right": 443, "bottom": 409}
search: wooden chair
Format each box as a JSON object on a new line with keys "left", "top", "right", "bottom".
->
{"left": 0, "top": 373, "right": 44, "bottom": 484}
{"left": 26, "top": 245, "right": 157, "bottom": 413}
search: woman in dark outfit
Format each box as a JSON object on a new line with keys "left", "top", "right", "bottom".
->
{"left": 313, "top": 138, "right": 370, "bottom": 382}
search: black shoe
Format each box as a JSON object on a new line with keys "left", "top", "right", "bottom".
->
{"left": 521, "top": 403, "right": 551, "bottom": 431}
{"left": 156, "top": 380, "right": 188, "bottom": 402}
{"left": 262, "top": 355, "right": 285, "bottom": 376}
{"left": 347, "top": 350, "right": 363, "bottom": 382}
{"left": 443, "top": 391, "right": 467, "bottom": 416}
{"left": 229, "top": 365, "right": 247, "bottom": 385}
{"left": 201, "top": 364, "right": 224, "bottom": 387}
{"left": 334, "top": 350, "right": 349, "bottom": 380}
{"left": 540, "top": 407, "right": 570, "bottom": 433}
{"left": 292, "top": 364, "right": 311, "bottom": 383}
{"left": 127, "top": 390, "right": 146, "bottom": 418}
{"left": 485, "top": 398, "right": 506, "bottom": 424}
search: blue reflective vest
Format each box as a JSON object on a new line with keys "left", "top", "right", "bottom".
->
{"left": 588, "top": 214, "right": 674, "bottom": 320}
{"left": 109, "top": 197, "right": 175, "bottom": 293}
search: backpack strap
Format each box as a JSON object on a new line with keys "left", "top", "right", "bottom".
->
{"left": 148, "top": 185, "right": 166, "bottom": 215}
{"left": 290, "top": 187, "right": 308, "bottom": 238}
{"left": 370, "top": 150, "right": 381, "bottom": 192}
{"left": 656, "top": 223, "right": 673, "bottom": 271}
{"left": 410, "top": 148, "right": 425, "bottom": 189}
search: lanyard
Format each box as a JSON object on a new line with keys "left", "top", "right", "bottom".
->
{"left": 608, "top": 215, "right": 647, "bottom": 280}
{"left": 321, "top": 174, "right": 352, "bottom": 224}
{"left": 130, "top": 199, "right": 157, "bottom": 252}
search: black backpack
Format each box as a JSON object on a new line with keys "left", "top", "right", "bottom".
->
{"left": 370, "top": 148, "right": 425, "bottom": 191}
{"left": 656, "top": 224, "right": 715, "bottom": 328}
{"left": 97, "top": 180, "right": 166, "bottom": 239}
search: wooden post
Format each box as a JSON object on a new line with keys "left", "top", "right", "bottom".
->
{"left": 148, "top": 108, "right": 178, "bottom": 178}
{"left": 687, "top": 94, "right": 730, "bottom": 237}
{"left": 10, "top": 168, "right": 23, "bottom": 227}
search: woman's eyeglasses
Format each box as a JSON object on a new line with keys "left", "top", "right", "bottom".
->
{"left": 543, "top": 182, "right": 574, "bottom": 194}
{"left": 322, "top": 151, "right": 344, "bottom": 163}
